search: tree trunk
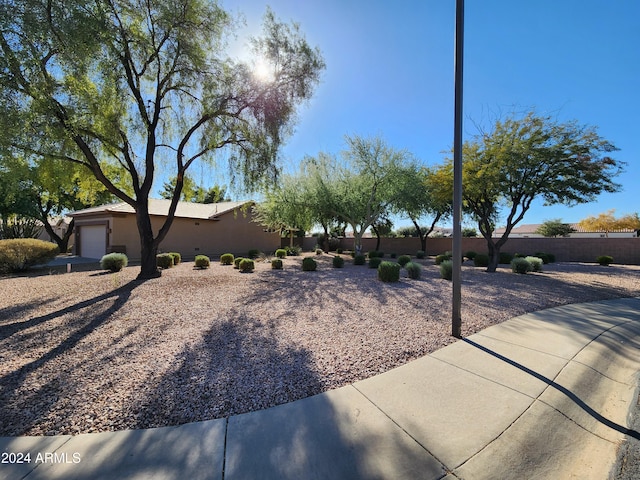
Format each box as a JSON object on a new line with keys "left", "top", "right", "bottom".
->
{"left": 39, "top": 216, "right": 75, "bottom": 254}
{"left": 136, "top": 207, "right": 161, "bottom": 279}
{"left": 371, "top": 224, "right": 381, "bottom": 251}
{"left": 486, "top": 241, "right": 500, "bottom": 273}
{"left": 322, "top": 223, "right": 330, "bottom": 252}
{"left": 412, "top": 219, "right": 427, "bottom": 252}
{"left": 352, "top": 227, "right": 363, "bottom": 255}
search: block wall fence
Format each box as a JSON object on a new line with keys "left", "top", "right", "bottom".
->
{"left": 287, "top": 237, "right": 640, "bottom": 265}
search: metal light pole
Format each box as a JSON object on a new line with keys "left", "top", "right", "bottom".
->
{"left": 452, "top": 0, "right": 464, "bottom": 338}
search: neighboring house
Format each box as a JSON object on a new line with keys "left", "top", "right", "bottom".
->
{"left": 37, "top": 217, "right": 74, "bottom": 250}
{"left": 69, "top": 199, "right": 280, "bottom": 260}
{"left": 493, "top": 223, "right": 638, "bottom": 238}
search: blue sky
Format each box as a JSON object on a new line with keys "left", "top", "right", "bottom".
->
{"left": 199, "top": 0, "right": 639, "bottom": 229}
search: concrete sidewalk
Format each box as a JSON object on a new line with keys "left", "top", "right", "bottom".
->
{"left": 2, "top": 297, "right": 639, "bottom": 479}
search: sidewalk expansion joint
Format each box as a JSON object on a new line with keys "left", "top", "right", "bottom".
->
{"left": 221, "top": 417, "right": 229, "bottom": 480}
{"left": 348, "top": 384, "right": 451, "bottom": 474}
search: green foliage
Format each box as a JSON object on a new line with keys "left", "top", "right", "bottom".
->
{"left": 397, "top": 255, "right": 411, "bottom": 267}
{"left": 285, "top": 245, "right": 302, "bottom": 256}
{"left": 271, "top": 258, "right": 283, "bottom": 269}
{"left": 100, "top": 253, "right": 128, "bottom": 272}
{"left": 234, "top": 257, "right": 244, "bottom": 269}
{"left": 416, "top": 250, "right": 425, "bottom": 259}
{"left": 353, "top": 254, "right": 366, "bottom": 265}
{"left": 511, "top": 257, "right": 531, "bottom": 274}
{"left": 239, "top": 258, "right": 255, "bottom": 272}
{"left": 302, "top": 257, "right": 317, "bottom": 271}
{"left": 156, "top": 253, "right": 174, "bottom": 269}
{"left": 525, "top": 256, "right": 543, "bottom": 272}
{"left": 405, "top": 262, "right": 422, "bottom": 280}
{"left": 275, "top": 249, "right": 287, "bottom": 258}
{"left": 160, "top": 175, "right": 230, "bottom": 203}
{"left": 462, "top": 227, "right": 478, "bottom": 237}
{"left": 332, "top": 255, "right": 344, "bottom": 268}
{"left": 220, "top": 253, "right": 235, "bottom": 265}
{"left": 535, "top": 219, "right": 576, "bottom": 237}
{"left": 195, "top": 255, "right": 210, "bottom": 269}
{"left": 247, "top": 249, "right": 261, "bottom": 259}
{"left": 336, "top": 248, "right": 343, "bottom": 254}
{"left": 439, "top": 260, "right": 453, "bottom": 280}
{"left": 169, "top": 252, "right": 181, "bottom": 265}
{"left": 474, "top": 254, "right": 490, "bottom": 267}
{"left": 368, "top": 250, "right": 379, "bottom": 258}
{"left": 597, "top": 255, "right": 613, "bottom": 266}
{"left": 499, "top": 252, "right": 514, "bottom": 264}
{"left": 315, "top": 248, "right": 324, "bottom": 255}
{"left": 377, "top": 261, "right": 401, "bottom": 282}
{"left": 368, "top": 257, "right": 382, "bottom": 269}
{"left": 0, "top": 216, "right": 42, "bottom": 239}
{"left": 0, "top": 239, "right": 59, "bottom": 273}
{"left": 434, "top": 254, "right": 450, "bottom": 265}
{"left": 534, "top": 252, "right": 555, "bottom": 264}
{"left": 465, "top": 251, "right": 477, "bottom": 260}
{"left": 390, "top": 252, "right": 397, "bottom": 258}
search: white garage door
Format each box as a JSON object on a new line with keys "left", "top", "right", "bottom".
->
{"left": 80, "top": 225, "right": 107, "bottom": 259}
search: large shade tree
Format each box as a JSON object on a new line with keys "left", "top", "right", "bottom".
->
{"left": 448, "top": 112, "right": 623, "bottom": 272}
{"left": 0, "top": 0, "right": 324, "bottom": 278}
{"left": 578, "top": 209, "right": 640, "bottom": 237}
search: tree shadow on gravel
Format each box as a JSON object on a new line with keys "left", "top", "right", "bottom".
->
{"left": 0, "top": 279, "right": 142, "bottom": 435}
{"left": 129, "top": 309, "right": 324, "bottom": 429}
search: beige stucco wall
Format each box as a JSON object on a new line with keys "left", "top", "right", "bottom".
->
{"left": 107, "top": 208, "right": 280, "bottom": 260}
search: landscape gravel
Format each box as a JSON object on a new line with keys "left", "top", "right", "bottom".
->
{"left": 0, "top": 254, "right": 638, "bottom": 436}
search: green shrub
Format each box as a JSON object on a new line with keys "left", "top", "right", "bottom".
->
{"left": 302, "top": 257, "right": 317, "bottom": 271}
{"left": 275, "top": 249, "right": 287, "bottom": 258}
{"left": 525, "top": 256, "right": 543, "bottom": 272}
{"left": 315, "top": 248, "right": 324, "bottom": 255}
{"left": 390, "top": 252, "right": 397, "bottom": 258}
{"left": 0, "top": 239, "right": 59, "bottom": 273}
{"left": 397, "top": 255, "right": 411, "bottom": 267}
{"left": 368, "top": 250, "right": 381, "bottom": 259}
{"left": 499, "top": 252, "right": 514, "bottom": 264}
{"left": 169, "top": 252, "right": 181, "bottom": 265}
{"left": 195, "top": 255, "right": 210, "bottom": 269}
{"left": 332, "top": 255, "right": 345, "bottom": 268}
{"left": 434, "top": 254, "right": 449, "bottom": 265}
{"left": 416, "top": 250, "right": 426, "bottom": 259}
{"left": 511, "top": 257, "right": 531, "bottom": 274}
{"left": 378, "top": 261, "right": 401, "bottom": 282}
{"left": 247, "top": 249, "right": 260, "bottom": 259}
{"left": 439, "top": 260, "right": 453, "bottom": 280}
{"left": 405, "top": 261, "right": 422, "bottom": 280}
{"left": 353, "top": 254, "right": 366, "bottom": 265}
{"left": 534, "top": 252, "right": 555, "bottom": 264}
{"left": 465, "top": 251, "right": 477, "bottom": 260}
{"left": 271, "top": 258, "right": 283, "bottom": 269}
{"left": 368, "top": 257, "right": 382, "bottom": 269}
{"left": 285, "top": 245, "right": 301, "bottom": 256}
{"left": 597, "top": 255, "right": 613, "bottom": 266}
{"left": 156, "top": 253, "right": 174, "bottom": 269}
{"left": 234, "top": 257, "right": 244, "bottom": 269}
{"left": 100, "top": 252, "right": 128, "bottom": 272}
{"left": 474, "top": 254, "right": 489, "bottom": 267}
{"left": 220, "top": 253, "right": 234, "bottom": 265}
{"left": 336, "top": 248, "right": 343, "bottom": 254}
{"left": 239, "top": 258, "right": 255, "bottom": 272}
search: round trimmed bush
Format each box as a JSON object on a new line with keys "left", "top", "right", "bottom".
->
{"left": 353, "top": 254, "right": 366, "bottom": 265}
{"left": 271, "top": 258, "right": 283, "bottom": 269}
{"left": 195, "top": 255, "right": 210, "bottom": 269}
{"left": 416, "top": 250, "right": 425, "bottom": 259}
{"left": 315, "top": 248, "right": 324, "bottom": 255}
{"left": 156, "top": 253, "right": 173, "bottom": 269}
{"left": 390, "top": 252, "right": 397, "bottom": 259}
{"left": 525, "top": 256, "right": 543, "bottom": 272}
{"left": 405, "top": 261, "right": 422, "bottom": 280}
{"left": 239, "top": 258, "right": 255, "bottom": 272}
{"left": 333, "top": 255, "right": 345, "bottom": 268}
{"left": 234, "top": 257, "right": 244, "bottom": 269}
{"left": 100, "top": 252, "right": 128, "bottom": 272}
{"left": 473, "top": 254, "right": 489, "bottom": 267}
{"left": 511, "top": 257, "right": 531, "bottom": 274}
{"left": 0, "top": 239, "right": 59, "bottom": 273}
{"left": 434, "top": 254, "right": 449, "bottom": 265}
{"left": 368, "top": 251, "right": 380, "bottom": 259}
{"left": 597, "top": 255, "right": 613, "bottom": 266}
{"left": 397, "top": 255, "right": 411, "bottom": 267}
{"left": 465, "top": 251, "right": 477, "bottom": 260}
{"left": 336, "top": 248, "right": 343, "bottom": 254}
{"left": 302, "top": 257, "right": 317, "bottom": 271}
{"left": 168, "top": 252, "right": 181, "bottom": 265}
{"left": 535, "top": 252, "right": 555, "bottom": 264}
{"left": 275, "top": 249, "right": 287, "bottom": 258}
{"left": 439, "top": 260, "right": 453, "bottom": 280}
{"left": 499, "top": 252, "right": 514, "bottom": 264}
{"left": 220, "top": 253, "right": 234, "bottom": 265}
{"left": 378, "top": 261, "right": 401, "bottom": 282}
{"left": 368, "top": 257, "right": 382, "bottom": 269}
{"left": 247, "top": 249, "right": 260, "bottom": 259}
{"left": 285, "top": 245, "right": 301, "bottom": 256}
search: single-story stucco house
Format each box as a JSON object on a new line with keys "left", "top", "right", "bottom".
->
{"left": 69, "top": 199, "right": 280, "bottom": 260}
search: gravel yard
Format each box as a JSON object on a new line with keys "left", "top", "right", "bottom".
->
{"left": 1, "top": 254, "right": 638, "bottom": 436}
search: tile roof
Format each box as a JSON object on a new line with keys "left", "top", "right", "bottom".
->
{"left": 70, "top": 199, "right": 251, "bottom": 220}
